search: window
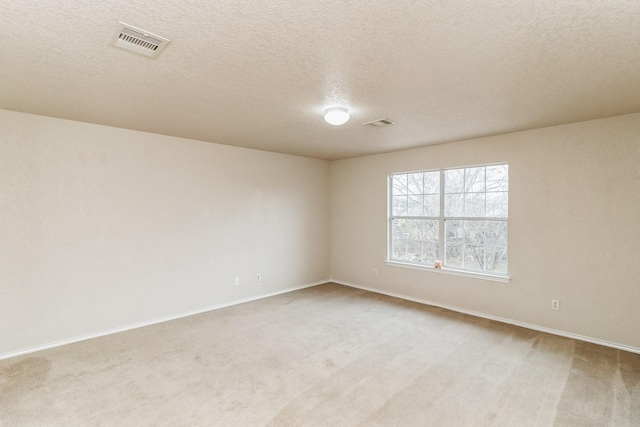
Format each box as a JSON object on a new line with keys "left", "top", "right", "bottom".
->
{"left": 389, "top": 164, "right": 508, "bottom": 277}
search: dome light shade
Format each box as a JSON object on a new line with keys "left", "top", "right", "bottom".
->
{"left": 324, "top": 107, "right": 350, "bottom": 126}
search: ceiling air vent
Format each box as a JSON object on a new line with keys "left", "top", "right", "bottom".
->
{"left": 363, "top": 118, "right": 396, "bottom": 128}
{"left": 110, "top": 22, "right": 170, "bottom": 58}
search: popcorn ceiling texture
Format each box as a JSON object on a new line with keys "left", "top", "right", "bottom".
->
{"left": 1, "top": 0, "right": 639, "bottom": 159}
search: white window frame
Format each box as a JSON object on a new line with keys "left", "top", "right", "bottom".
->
{"left": 386, "top": 163, "right": 509, "bottom": 282}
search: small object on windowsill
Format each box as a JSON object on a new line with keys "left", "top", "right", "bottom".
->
{"left": 434, "top": 260, "right": 442, "bottom": 269}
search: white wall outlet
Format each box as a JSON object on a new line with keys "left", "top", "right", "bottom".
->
{"left": 234, "top": 277, "right": 240, "bottom": 286}
{"left": 256, "top": 273, "right": 261, "bottom": 282}
{"left": 551, "top": 299, "right": 560, "bottom": 310}
{"left": 373, "top": 268, "right": 378, "bottom": 276}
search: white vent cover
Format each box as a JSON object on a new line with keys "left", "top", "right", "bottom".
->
{"left": 110, "top": 22, "right": 170, "bottom": 58}
{"left": 363, "top": 118, "right": 396, "bottom": 128}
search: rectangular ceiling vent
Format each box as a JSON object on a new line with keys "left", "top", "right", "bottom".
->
{"left": 110, "top": 22, "right": 170, "bottom": 58}
{"left": 363, "top": 118, "right": 397, "bottom": 128}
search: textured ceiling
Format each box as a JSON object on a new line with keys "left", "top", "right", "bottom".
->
{"left": 1, "top": 1, "right": 639, "bottom": 160}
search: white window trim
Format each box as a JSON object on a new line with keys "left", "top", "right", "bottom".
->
{"left": 385, "top": 260, "right": 510, "bottom": 283}
{"left": 387, "top": 163, "right": 509, "bottom": 281}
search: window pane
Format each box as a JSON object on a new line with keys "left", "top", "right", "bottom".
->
{"left": 423, "top": 242, "right": 440, "bottom": 264}
{"left": 464, "top": 220, "right": 485, "bottom": 246}
{"left": 486, "top": 191, "right": 508, "bottom": 218}
{"left": 391, "top": 219, "right": 438, "bottom": 265}
{"left": 465, "top": 167, "right": 485, "bottom": 192}
{"left": 408, "top": 195, "right": 423, "bottom": 216}
{"left": 406, "top": 240, "right": 422, "bottom": 263}
{"left": 392, "top": 239, "right": 408, "bottom": 261}
{"left": 424, "top": 171, "right": 440, "bottom": 194}
{"left": 424, "top": 194, "right": 439, "bottom": 216}
{"left": 392, "top": 195, "right": 407, "bottom": 216}
{"left": 392, "top": 174, "right": 408, "bottom": 195}
{"left": 392, "top": 219, "right": 410, "bottom": 239}
{"left": 445, "top": 243, "right": 463, "bottom": 269}
{"left": 392, "top": 219, "right": 411, "bottom": 262}
{"left": 408, "top": 219, "right": 424, "bottom": 240}
{"left": 422, "top": 220, "right": 439, "bottom": 241}
{"left": 485, "top": 246, "right": 508, "bottom": 273}
{"left": 445, "top": 169, "right": 464, "bottom": 193}
{"left": 407, "top": 173, "right": 424, "bottom": 195}
{"left": 484, "top": 221, "right": 507, "bottom": 247}
{"left": 443, "top": 220, "right": 508, "bottom": 273}
{"left": 444, "top": 193, "right": 464, "bottom": 217}
{"left": 486, "top": 165, "right": 508, "bottom": 192}
{"left": 464, "top": 193, "right": 486, "bottom": 217}
{"left": 445, "top": 220, "right": 463, "bottom": 243}
{"left": 464, "top": 245, "right": 484, "bottom": 270}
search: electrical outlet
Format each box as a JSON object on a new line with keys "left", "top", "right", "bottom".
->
{"left": 256, "top": 273, "right": 261, "bottom": 282}
{"left": 551, "top": 299, "right": 560, "bottom": 310}
{"left": 373, "top": 268, "right": 378, "bottom": 276}
{"left": 234, "top": 277, "right": 240, "bottom": 286}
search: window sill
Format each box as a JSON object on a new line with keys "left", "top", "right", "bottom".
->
{"left": 385, "top": 261, "right": 510, "bottom": 283}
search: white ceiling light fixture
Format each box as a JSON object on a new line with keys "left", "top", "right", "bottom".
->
{"left": 324, "top": 107, "right": 350, "bottom": 126}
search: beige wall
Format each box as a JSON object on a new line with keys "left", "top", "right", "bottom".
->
{"left": 3, "top": 108, "right": 639, "bottom": 357}
{"left": 0, "top": 109, "right": 330, "bottom": 357}
{"left": 330, "top": 113, "right": 640, "bottom": 350}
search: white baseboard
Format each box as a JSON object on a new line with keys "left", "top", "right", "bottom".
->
{"left": 0, "top": 280, "right": 328, "bottom": 361}
{"left": 331, "top": 279, "right": 640, "bottom": 355}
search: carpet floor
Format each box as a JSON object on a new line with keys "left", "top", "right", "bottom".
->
{"left": 1, "top": 283, "right": 639, "bottom": 426}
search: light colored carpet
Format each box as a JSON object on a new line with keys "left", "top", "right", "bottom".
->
{"left": 1, "top": 283, "right": 639, "bottom": 426}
